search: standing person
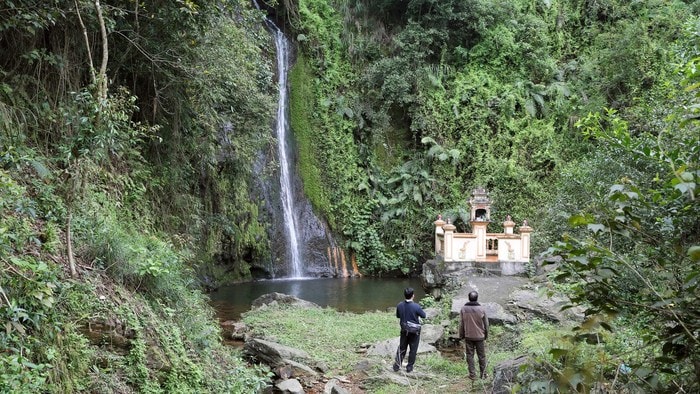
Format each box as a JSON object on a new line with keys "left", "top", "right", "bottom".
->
{"left": 393, "top": 287, "right": 426, "bottom": 373}
{"left": 459, "top": 291, "right": 489, "bottom": 380}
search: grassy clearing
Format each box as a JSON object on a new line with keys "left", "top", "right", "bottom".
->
{"left": 243, "top": 306, "right": 396, "bottom": 371}
{"left": 242, "top": 304, "right": 550, "bottom": 393}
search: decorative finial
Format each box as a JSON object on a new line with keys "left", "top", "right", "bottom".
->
{"left": 523, "top": 219, "right": 528, "bottom": 226}
{"left": 438, "top": 214, "right": 442, "bottom": 220}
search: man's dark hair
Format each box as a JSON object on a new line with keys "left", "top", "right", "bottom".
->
{"left": 404, "top": 287, "right": 414, "bottom": 299}
{"left": 468, "top": 291, "right": 479, "bottom": 302}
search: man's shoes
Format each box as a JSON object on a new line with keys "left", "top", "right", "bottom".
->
{"left": 392, "top": 365, "right": 400, "bottom": 372}
{"left": 405, "top": 366, "right": 413, "bottom": 373}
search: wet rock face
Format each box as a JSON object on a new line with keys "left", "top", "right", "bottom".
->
{"left": 296, "top": 197, "right": 335, "bottom": 277}
{"left": 251, "top": 147, "right": 339, "bottom": 279}
{"left": 80, "top": 317, "right": 136, "bottom": 355}
{"left": 421, "top": 260, "right": 447, "bottom": 299}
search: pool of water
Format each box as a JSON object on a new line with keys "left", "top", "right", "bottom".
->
{"left": 209, "top": 277, "right": 426, "bottom": 321}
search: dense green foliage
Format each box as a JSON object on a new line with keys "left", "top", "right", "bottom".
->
{"left": 285, "top": 0, "right": 699, "bottom": 276}
{"left": 1, "top": 0, "right": 275, "bottom": 391}
{"left": 1, "top": 0, "right": 276, "bottom": 283}
{"left": 283, "top": 0, "right": 700, "bottom": 390}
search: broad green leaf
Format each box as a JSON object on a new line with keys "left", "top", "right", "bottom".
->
{"left": 680, "top": 171, "right": 694, "bottom": 181}
{"left": 688, "top": 246, "right": 700, "bottom": 261}
{"left": 549, "top": 348, "right": 568, "bottom": 359}
{"left": 597, "top": 267, "right": 616, "bottom": 278}
{"left": 674, "top": 182, "right": 696, "bottom": 194}
{"left": 30, "top": 159, "right": 51, "bottom": 179}
{"left": 635, "top": 367, "right": 653, "bottom": 378}
{"left": 587, "top": 223, "right": 606, "bottom": 233}
{"left": 569, "top": 214, "right": 592, "bottom": 226}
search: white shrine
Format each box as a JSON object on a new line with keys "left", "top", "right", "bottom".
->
{"left": 433, "top": 187, "right": 533, "bottom": 275}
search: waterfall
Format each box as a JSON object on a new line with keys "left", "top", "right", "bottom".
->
{"left": 255, "top": 1, "right": 303, "bottom": 278}
{"left": 251, "top": 2, "right": 346, "bottom": 279}
{"left": 272, "top": 27, "right": 303, "bottom": 278}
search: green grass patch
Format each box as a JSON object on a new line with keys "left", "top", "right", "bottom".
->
{"left": 243, "top": 306, "right": 395, "bottom": 372}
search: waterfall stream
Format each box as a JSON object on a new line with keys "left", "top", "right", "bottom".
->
{"left": 271, "top": 27, "right": 303, "bottom": 278}
{"left": 252, "top": 2, "right": 349, "bottom": 279}
{"left": 255, "top": 1, "right": 303, "bottom": 278}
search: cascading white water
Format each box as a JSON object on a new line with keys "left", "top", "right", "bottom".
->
{"left": 274, "top": 28, "right": 303, "bottom": 278}
{"left": 264, "top": 12, "right": 303, "bottom": 278}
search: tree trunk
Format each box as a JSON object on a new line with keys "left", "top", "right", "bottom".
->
{"left": 67, "top": 211, "right": 78, "bottom": 278}
{"left": 95, "top": 0, "right": 109, "bottom": 100}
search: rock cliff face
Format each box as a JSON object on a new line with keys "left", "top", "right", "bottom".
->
{"left": 251, "top": 153, "right": 338, "bottom": 278}
{"left": 249, "top": 18, "right": 339, "bottom": 279}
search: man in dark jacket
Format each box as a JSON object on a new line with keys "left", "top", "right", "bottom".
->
{"left": 459, "top": 291, "right": 489, "bottom": 379}
{"left": 393, "top": 287, "right": 426, "bottom": 373}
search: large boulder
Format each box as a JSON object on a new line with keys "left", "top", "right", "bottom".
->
{"left": 509, "top": 289, "right": 584, "bottom": 323}
{"left": 250, "top": 292, "right": 320, "bottom": 310}
{"left": 421, "top": 260, "right": 447, "bottom": 299}
{"left": 423, "top": 307, "right": 441, "bottom": 320}
{"left": 220, "top": 320, "right": 247, "bottom": 340}
{"left": 243, "top": 337, "right": 325, "bottom": 378}
{"left": 451, "top": 299, "right": 517, "bottom": 325}
{"left": 419, "top": 324, "right": 445, "bottom": 346}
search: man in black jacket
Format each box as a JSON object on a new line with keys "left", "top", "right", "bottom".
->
{"left": 393, "top": 287, "right": 426, "bottom": 373}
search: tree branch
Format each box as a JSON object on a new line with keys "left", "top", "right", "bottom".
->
{"left": 67, "top": 211, "right": 78, "bottom": 278}
{"left": 75, "top": 0, "right": 97, "bottom": 85}
{"left": 94, "top": 0, "right": 109, "bottom": 100}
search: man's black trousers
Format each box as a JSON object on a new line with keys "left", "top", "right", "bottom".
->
{"left": 394, "top": 330, "right": 420, "bottom": 372}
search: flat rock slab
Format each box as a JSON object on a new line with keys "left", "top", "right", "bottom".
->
{"left": 509, "top": 289, "right": 584, "bottom": 323}
{"left": 453, "top": 274, "right": 529, "bottom": 306}
{"left": 451, "top": 300, "right": 517, "bottom": 325}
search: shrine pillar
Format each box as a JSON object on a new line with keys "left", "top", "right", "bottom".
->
{"left": 443, "top": 220, "right": 456, "bottom": 262}
{"left": 503, "top": 215, "right": 515, "bottom": 235}
{"left": 519, "top": 220, "right": 533, "bottom": 260}
{"left": 434, "top": 215, "right": 446, "bottom": 256}
{"left": 471, "top": 220, "right": 488, "bottom": 260}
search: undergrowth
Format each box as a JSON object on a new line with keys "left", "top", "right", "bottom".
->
{"left": 0, "top": 160, "right": 272, "bottom": 392}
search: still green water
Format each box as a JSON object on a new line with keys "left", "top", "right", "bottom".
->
{"left": 209, "top": 277, "right": 426, "bottom": 321}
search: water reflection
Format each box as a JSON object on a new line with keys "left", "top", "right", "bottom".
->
{"left": 209, "top": 277, "right": 426, "bottom": 321}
